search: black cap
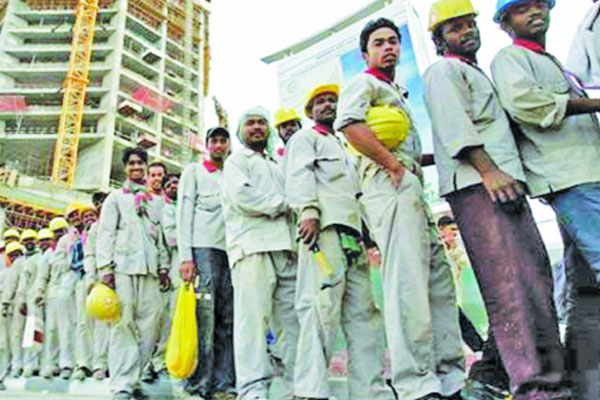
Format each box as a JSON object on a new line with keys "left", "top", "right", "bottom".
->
{"left": 205, "top": 127, "right": 230, "bottom": 144}
{"left": 437, "top": 215, "right": 455, "bottom": 227}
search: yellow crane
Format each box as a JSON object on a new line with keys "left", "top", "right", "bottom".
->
{"left": 51, "top": 0, "right": 99, "bottom": 188}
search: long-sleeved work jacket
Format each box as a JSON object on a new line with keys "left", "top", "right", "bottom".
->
{"left": 423, "top": 57, "right": 526, "bottom": 196}
{"left": 33, "top": 247, "right": 62, "bottom": 301}
{"left": 84, "top": 222, "right": 99, "bottom": 284}
{"left": 491, "top": 43, "right": 600, "bottom": 197}
{"left": 96, "top": 184, "right": 169, "bottom": 277}
{"left": 1, "top": 255, "right": 28, "bottom": 306}
{"left": 567, "top": 2, "right": 600, "bottom": 86}
{"left": 221, "top": 147, "right": 294, "bottom": 266}
{"left": 177, "top": 160, "right": 226, "bottom": 263}
{"left": 15, "top": 249, "right": 43, "bottom": 303}
{"left": 285, "top": 126, "right": 362, "bottom": 233}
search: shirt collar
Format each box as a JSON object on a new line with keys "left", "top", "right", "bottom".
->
{"left": 513, "top": 38, "right": 546, "bottom": 54}
{"left": 202, "top": 159, "right": 219, "bottom": 173}
{"left": 313, "top": 124, "right": 333, "bottom": 136}
{"left": 365, "top": 67, "right": 394, "bottom": 84}
{"left": 242, "top": 146, "right": 266, "bottom": 158}
{"left": 445, "top": 53, "right": 478, "bottom": 65}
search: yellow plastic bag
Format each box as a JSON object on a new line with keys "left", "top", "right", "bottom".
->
{"left": 165, "top": 283, "right": 198, "bottom": 379}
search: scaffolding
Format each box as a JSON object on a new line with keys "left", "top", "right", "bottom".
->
{"left": 0, "top": 197, "right": 59, "bottom": 230}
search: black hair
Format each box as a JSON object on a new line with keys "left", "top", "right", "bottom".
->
{"left": 148, "top": 161, "right": 168, "bottom": 175}
{"left": 431, "top": 26, "right": 447, "bottom": 57}
{"left": 121, "top": 147, "right": 148, "bottom": 165}
{"left": 360, "top": 18, "right": 402, "bottom": 54}
{"left": 162, "top": 173, "right": 180, "bottom": 188}
{"left": 437, "top": 216, "right": 456, "bottom": 227}
{"left": 92, "top": 191, "right": 108, "bottom": 205}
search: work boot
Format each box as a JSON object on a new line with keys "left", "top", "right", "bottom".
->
{"left": 141, "top": 365, "right": 156, "bottom": 383}
{"left": 10, "top": 368, "right": 22, "bottom": 378}
{"left": 60, "top": 367, "right": 72, "bottom": 380}
{"left": 113, "top": 391, "right": 133, "bottom": 400}
{"left": 0, "top": 381, "right": 6, "bottom": 391}
{"left": 40, "top": 367, "right": 54, "bottom": 379}
{"left": 416, "top": 394, "right": 442, "bottom": 400}
{"left": 72, "top": 368, "right": 86, "bottom": 381}
{"left": 132, "top": 388, "right": 149, "bottom": 400}
{"left": 442, "top": 390, "right": 464, "bottom": 399}
{"left": 22, "top": 368, "right": 36, "bottom": 378}
{"left": 92, "top": 368, "right": 106, "bottom": 380}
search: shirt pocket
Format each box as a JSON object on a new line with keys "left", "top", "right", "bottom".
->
{"left": 315, "top": 157, "right": 346, "bottom": 181}
{"left": 196, "top": 191, "right": 221, "bottom": 212}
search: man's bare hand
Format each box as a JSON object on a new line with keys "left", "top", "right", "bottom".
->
{"left": 481, "top": 169, "right": 526, "bottom": 204}
{"left": 298, "top": 218, "right": 320, "bottom": 247}
{"left": 19, "top": 302, "right": 27, "bottom": 316}
{"left": 101, "top": 272, "right": 116, "bottom": 290}
{"left": 158, "top": 271, "right": 171, "bottom": 293}
{"left": 180, "top": 261, "right": 196, "bottom": 282}
{"left": 385, "top": 160, "right": 406, "bottom": 188}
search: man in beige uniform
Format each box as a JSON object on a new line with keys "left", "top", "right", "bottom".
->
{"left": 286, "top": 84, "right": 392, "bottom": 400}
{"left": 334, "top": 18, "right": 464, "bottom": 400}
{"left": 221, "top": 107, "right": 299, "bottom": 400}
{"left": 0, "top": 240, "right": 8, "bottom": 390}
{"left": 96, "top": 147, "right": 170, "bottom": 400}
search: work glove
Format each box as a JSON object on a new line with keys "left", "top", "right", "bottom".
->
{"left": 159, "top": 271, "right": 172, "bottom": 293}
{"left": 19, "top": 302, "right": 27, "bottom": 316}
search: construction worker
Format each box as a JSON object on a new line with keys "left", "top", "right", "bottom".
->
{"left": 147, "top": 161, "right": 167, "bottom": 197}
{"left": 334, "top": 18, "right": 465, "bottom": 400}
{"left": 273, "top": 108, "right": 302, "bottom": 166}
{"left": 285, "top": 84, "right": 392, "bottom": 400}
{"left": 34, "top": 217, "right": 72, "bottom": 379}
{"left": 492, "top": 1, "right": 600, "bottom": 397}
{"left": 96, "top": 147, "right": 170, "bottom": 400}
{"left": 425, "top": 2, "right": 573, "bottom": 399}
{"left": 144, "top": 173, "right": 180, "bottom": 384}
{"left": 178, "top": 126, "right": 235, "bottom": 399}
{"left": 15, "top": 229, "right": 43, "bottom": 378}
{"left": 0, "top": 240, "right": 7, "bottom": 390}
{"left": 567, "top": 0, "right": 600, "bottom": 87}
{"left": 2, "top": 229, "right": 20, "bottom": 245}
{"left": 1, "top": 240, "right": 28, "bottom": 378}
{"left": 82, "top": 202, "right": 109, "bottom": 381}
{"left": 221, "top": 107, "right": 299, "bottom": 400}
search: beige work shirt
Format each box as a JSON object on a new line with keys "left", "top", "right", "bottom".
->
{"left": 96, "top": 184, "right": 169, "bottom": 276}
{"left": 334, "top": 72, "right": 423, "bottom": 179}
{"left": 221, "top": 147, "right": 294, "bottom": 266}
{"left": 1, "top": 255, "right": 27, "bottom": 305}
{"left": 492, "top": 44, "right": 600, "bottom": 197}
{"left": 424, "top": 58, "right": 526, "bottom": 196}
{"left": 285, "top": 126, "right": 362, "bottom": 233}
{"left": 567, "top": 2, "right": 600, "bottom": 86}
{"left": 177, "top": 161, "right": 226, "bottom": 263}
{"left": 84, "top": 222, "right": 98, "bottom": 282}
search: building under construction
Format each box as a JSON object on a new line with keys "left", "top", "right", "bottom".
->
{"left": 0, "top": 0, "right": 210, "bottom": 229}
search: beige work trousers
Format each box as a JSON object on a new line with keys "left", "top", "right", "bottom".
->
{"left": 360, "top": 168, "right": 465, "bottom": 399}
{"left": 44, "top": 296, "right": 75, "bottom": 371}
{"left": 22, "top": 299, "right": 44, "bottom": 374}
{"left": 0, "top": 313, "right": 10, "bottom": 380}
{"left": 231, "top": 251, "right": 299, "bottom": 400}
{"left": 294, "top": 226, "right": 393, "bottom": 400}
{"left": 151, "top": 288, "right": 175, "bottom": 372}
{"left": 9, "top": 303, "right": 25, "bottom": 372}
{"left": 109, "top": 273, "right": 162, "bottom": 395}
{"left": 75, "top": 279, "right": 93, "bottom": 371}
{"left": 93, "top": 319, "right": 109, "bottom": 372}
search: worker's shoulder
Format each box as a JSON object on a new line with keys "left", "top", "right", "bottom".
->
{"left": 424, "top": 57, "right": 463, "bottom": 76}
{"left": 492, "top": 44, "right": 525, "bottom": 64}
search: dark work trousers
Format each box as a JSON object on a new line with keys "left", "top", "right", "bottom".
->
{"left": 184, "top": 248, "right": 236, "bottom": 397}
{"left": 447, "top": 184, "right": 568, "bottom": 399}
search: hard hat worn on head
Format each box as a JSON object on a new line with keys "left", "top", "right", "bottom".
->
{"left": 86, "top": 283, "right": 120, "bottom": 323}
{"left": 6, "top": 241, "right": 25, "bottom": 256}
{"left": 3, "top": 228, "right": 20, "bottom": 240}
{"left": 304, "top": 84, "right": 340, "bottom": 118}
{"left": 0, "top": 241, "right": 4, "bottom": 250}
{"left": 65, "top": 202, "right": 86, "bottom": 217}
{"left": 37, "top": 228, "right": 55, "bottom": 241}
{"left": 429, "top": 0, "right": 478, "bottom": 31}
{"left": 79, "top": 203, "right": 98, "bottom": 216}
{"left": 49, "top": 217, "right": 69, "bottom": 232}
{"left": 493, "top": 0, "right": 554, "bottom": 23}
{"left": 273, "top": 108, "right": 301, "bottom": 127}
{"left": 20, "top": 229, "right": 38, "bottom": 242}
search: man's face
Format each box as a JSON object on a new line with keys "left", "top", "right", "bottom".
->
{"left": 67, "top": 210, "right": 82, "bottom": 228}
{"left": 440, "top": 224, "right": 458, "bottom": 247}
{"left": 242, "top": 116, "right": 269, "bottom": 151}
{"left": 363, "top": 27, "right": 400, "bottom": 70}
{"left": 504, "top": 0, "right": 550, "bottom": 40}
{"left": 53, "top": 228, "right": 67, "bottom": 240}
{"left": 310, "top": 92, "right": 338, "bottom": 126}
{"left": 125, "top": 154, "right": 147, "bottom": 182}
{"left": 8, "top": 251, "right": 22, "bottom": 263}
{"left": 22, "top": 238, "right": 36, "bottom": 252}
{"left": 277, "top": 120, "right": 301, "bottom": 144}
{"left": 164, "top": 177, "right": 179, "bottom": 200}
{"left": 148, "top": 166, "right": 165, "bottom": 193}
{"left": 82, "top": 210, "right": 97, "bottom": 227}
{"left": 39, "top": 238, "right": 53, "bottom": 251}
{"left": 441, "top": 15, "right": 480, "bottom": 58}
{"left": 208, "top": 135, "right": 230, "bottom": 161}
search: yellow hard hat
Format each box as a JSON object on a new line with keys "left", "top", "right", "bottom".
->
{"left": 79, "top": 203, "right": 98, "bottom": 216}
{"left": 428, "top": 0, "right": 478, "bottom": 32}
{"left": 366, "top": 105, "right": 412, "bottom": 149}
{"left": 65, "top": 202, "right": 87, "bottom": 217}
{"left": 0, "top": 241, "right": 5, "bottom": 250}
{"left": 273, "top": 108, "right": 301, "bottom": 128}
{"left": 3, "top": 228, "right": 20, "bottom": 240}
{"left": 86, "top": 283, "right": 120, "bottom": 323}
{"left": 49, "top": 217, "right": 69, "bottom": 232}
{"left": 304, "top": 84, "right": 340, "bottom": 118}
{"left": 38, "top": 228, "right": 55, "bottom": 241}
{"left": 20, "top": 229, "right": 38, "bottom": 242}
{"left": 6, "top": 241, "right": 25, "bottom": 256}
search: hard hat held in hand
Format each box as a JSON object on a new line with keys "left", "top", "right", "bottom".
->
{"left": 366, "top": 105, "right": 412, "bottom": 150}
{"left": 429, "top": 0, "right": 478, "bottom": 32}
{"left": 86, "top": 283, "right": 120, "bottom": 323}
